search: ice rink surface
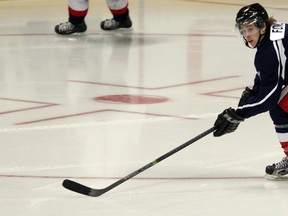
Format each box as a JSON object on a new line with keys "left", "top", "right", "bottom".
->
{"left": 1, "top": 0, "right": 288, "bottom": 215}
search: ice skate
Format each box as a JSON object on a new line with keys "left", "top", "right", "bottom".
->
{"left": 265, "top": 156, "right": 288, "bottom": 180}
{"left": 55, "top": 21, "right": 87, "bottom": 35}
{"left": 100, "top": 16, "right": 132, "bottom": 30}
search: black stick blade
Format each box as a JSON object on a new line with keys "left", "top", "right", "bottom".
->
{"left": 63, "top": 179, "right": 92, "bottom": 196}
{"left": 62, "top": 179, "right": 106, "bottom": 197}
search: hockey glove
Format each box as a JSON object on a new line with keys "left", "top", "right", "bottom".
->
{"left": 213, "top": 108, "right": 244, "bottom": 137}
{"left": 238, "top": 87, "right": 255, "bottom": 107}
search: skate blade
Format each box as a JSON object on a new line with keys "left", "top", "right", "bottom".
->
{"left": 265, "top": 174, "right": 288, "bottom": 181}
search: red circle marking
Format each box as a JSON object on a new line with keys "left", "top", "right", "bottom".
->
{"left": 95, "top": 95, "right": 169, "bottom": 104}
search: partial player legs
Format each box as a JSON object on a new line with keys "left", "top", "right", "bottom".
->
{"left": 266, "top": 103, "right": 288, "bottom": 179}
{"left": 55, "top": 0, "right": 132, "bottom": 35}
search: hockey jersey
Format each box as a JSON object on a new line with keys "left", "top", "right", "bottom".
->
{"left": 236, "top": 22, "right": 288, "bottom": 118}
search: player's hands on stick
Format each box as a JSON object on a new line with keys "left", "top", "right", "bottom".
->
{"left": 213, "top": 108, "right": 244, "bottom": 137}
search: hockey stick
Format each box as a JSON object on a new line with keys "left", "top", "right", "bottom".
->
{"left": 62, "top": 126, "right": 216, "bottom": 197}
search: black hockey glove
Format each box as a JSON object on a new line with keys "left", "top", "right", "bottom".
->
{"left": 238, "top": 87, "right": 255, "bottom": 107}
{"left": 213, "top": 108, "right": 244, "bottom": 137}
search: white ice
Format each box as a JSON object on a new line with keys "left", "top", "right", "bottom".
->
{"left": 1, "top": 0, "right": 288, "bottom": 215}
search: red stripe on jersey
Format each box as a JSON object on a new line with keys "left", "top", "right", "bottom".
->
{"left": 110, "top": 4, "right": 128, "bottom": 15}
{"left": 281, "top": 141, "right": 288, "bottom": 155}
{"left": 69, "top": 7, "right": 88, "bottom": 17}
{"left": 279, "top": 85, "right": 288, "bottom": 112}
{"left": 279, "top": 95, "right": 288, "bottom": 112}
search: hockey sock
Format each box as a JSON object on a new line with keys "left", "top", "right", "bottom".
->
{"left": 106, "top": 0, "right": 129, "bottom": 21}
{"left": 68, "top": 0, "right": 88, "bottom": 25}
{"left": 113, "top": 9, "right": 129, "bottom": 22}
{"left": 69, "top": 10, "right": 87, "bottom": 25}
{"left": 276, "top": 130, "right": 288, "bottom": 156}
{"left": 280, "top": 141, "right": 288, "bottom": 156}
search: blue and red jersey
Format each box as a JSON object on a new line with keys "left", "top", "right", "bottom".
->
{"left": 236, "top": 23, "right": 288, "bottom": 118}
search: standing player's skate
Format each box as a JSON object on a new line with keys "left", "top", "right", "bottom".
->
{"left": 265, "top": 156, "right": 288, "bottom": 180}
{"left": 55, "top": 21, "right": 87, "bottom": 35}
{"left": 100, "top": 13, "right": 132, "bottom": 30}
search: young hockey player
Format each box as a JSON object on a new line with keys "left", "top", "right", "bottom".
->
{"left": 213, "top": 3, "right": 288, "bottom": 179}
{"left": 55, "top": 0, "right": 132, "bottom": 35}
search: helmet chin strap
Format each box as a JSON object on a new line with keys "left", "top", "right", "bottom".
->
{"left": 244, "top": 30, "right": 265, "bottom": 49}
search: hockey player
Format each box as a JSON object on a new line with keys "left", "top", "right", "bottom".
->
{"left": 213, "top": 3, "right": 288, "bottom": 179}
{"left": 55, "top": 0, "right": 132, "bottom": 35}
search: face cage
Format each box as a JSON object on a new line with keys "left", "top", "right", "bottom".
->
{"left": 235, "top": 17, "right": 264, "bottom": 33}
